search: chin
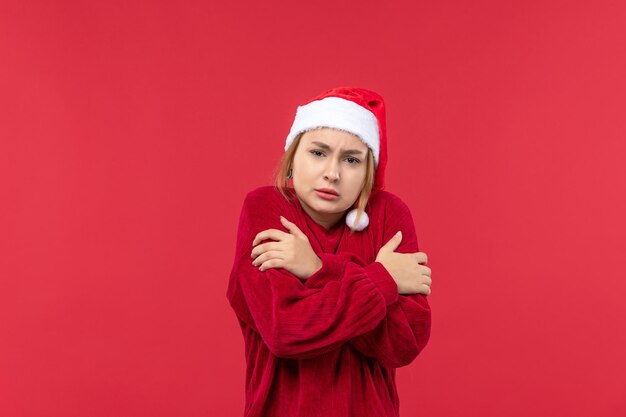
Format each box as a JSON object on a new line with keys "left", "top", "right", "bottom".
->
{"left": 313, "top": 201, "right": 347, "bottom": 214}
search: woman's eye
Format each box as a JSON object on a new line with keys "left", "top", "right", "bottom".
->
{"left": 346, "top": 157, "right": 360, "bottom": 164}
{"left": 311, "top": 150, "right": 324, "bottom": 157}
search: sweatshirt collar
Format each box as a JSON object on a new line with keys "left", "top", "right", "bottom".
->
{"left": 295, "top": 197, "right": 346, "bottom": 254}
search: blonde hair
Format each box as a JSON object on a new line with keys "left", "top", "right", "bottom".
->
{"left": 273, "top": 132, "right": 376, "bottom": 235}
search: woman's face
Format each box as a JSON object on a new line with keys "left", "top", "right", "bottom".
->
{"left": 292, "top": 128, "right": 368, "bottom": 229}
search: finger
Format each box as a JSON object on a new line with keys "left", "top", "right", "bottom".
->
{"left": 417, "top": 265, "right": 431, "bottom": 277}
{"left": 381, "top": 231, "right": 403, "bottom": 253}
{"left": 252, "top": 250, "right": 285, "bottom": 267}
{"left": 415, "top": 252, "right": 428, "bottom": 265}
{"left": 251, "top": 242, "right": 282, "bottom": 259}
{"left": 420, "top": 276, "right": 432, "bottom": 287}
{"left": 259, "top": 258, "right": 284, "bottom": 272}
{"left": 410, "top": 282, "right": 430, "bottom": 295}
{"left": 252, "top": 229, "right": 290, "bottom": 246}
{"left": 280, "top": 216, "right": 305, "bottom": 238}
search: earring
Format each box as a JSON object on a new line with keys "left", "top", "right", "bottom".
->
{"left": 287, "top": 168, "right": 293, "bottom": 179}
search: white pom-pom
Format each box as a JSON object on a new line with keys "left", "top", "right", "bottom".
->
{"left": 345, "top": 208, "right": 369, "bottom": 231}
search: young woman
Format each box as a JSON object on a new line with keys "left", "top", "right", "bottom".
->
{"left": 227, "top": 87, "right": 432, "bottom": 417}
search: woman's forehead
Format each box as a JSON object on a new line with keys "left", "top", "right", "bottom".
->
{"left": 301, "top": 128, "right": 368, "bottom": 150}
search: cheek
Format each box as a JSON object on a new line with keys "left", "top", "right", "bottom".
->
{"left": 294, "top": 159, "right": 319, "bottom": 182}
{"left": 292, "top": 164, "right": 315, "bottom": 193}
{"left": 344, "top": 173, "right": 366, "bottom": 198}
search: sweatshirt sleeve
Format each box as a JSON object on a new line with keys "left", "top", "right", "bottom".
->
{"left": 226, "top": 190, "right": 399, "bottom": 360}
{"left": 346, "top": 194, "right": 432, "bottom": 368}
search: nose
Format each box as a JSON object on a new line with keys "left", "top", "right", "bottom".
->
{"left": 323, "top": 159, "right": 340, "bottom": 182}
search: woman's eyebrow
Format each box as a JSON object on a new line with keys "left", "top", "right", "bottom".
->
{"left": 311, "top": 141, "right": 365, "bottom": 156}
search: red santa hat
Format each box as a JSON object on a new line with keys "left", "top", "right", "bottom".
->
{"left": 285, "top": 87, "right": 388, "bottom": 232}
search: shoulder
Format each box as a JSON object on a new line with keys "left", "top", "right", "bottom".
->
{"left": 369, "top": 190, "right": 412, "bottom": 216}
{"left": 239, "top": 186, "right": 297, "bottom": 231}
{"left": 243, "top": 185, "right": 293, "bottom": 209}
{"left": 370, "top": 190, "right": 419, "bottom": 251}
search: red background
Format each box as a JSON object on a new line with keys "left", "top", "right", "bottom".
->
{"left": 1, "top": 1, "right": 625, "bottom": 416}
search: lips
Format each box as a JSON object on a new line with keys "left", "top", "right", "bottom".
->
{"left": 316, "top": 188, "right": 339, "bottom": 196}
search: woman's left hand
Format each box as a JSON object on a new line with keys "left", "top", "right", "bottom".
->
{"left": 251, "top": 216, "right": 322, "bottom": 280}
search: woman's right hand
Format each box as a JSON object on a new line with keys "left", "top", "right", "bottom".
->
{"left": 375, "top": 231, "right": 432, "bottom": 295}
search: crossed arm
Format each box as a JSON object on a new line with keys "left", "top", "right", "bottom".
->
{"left": 228, "top": 191, "right": 431, "bottom": 366}
{"left": 298, "top": 199, "right": 431, "bottom": 367}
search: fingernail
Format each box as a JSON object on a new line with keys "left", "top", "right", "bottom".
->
{"left": 396, "top": 231, "right": 402, "bottom": 236}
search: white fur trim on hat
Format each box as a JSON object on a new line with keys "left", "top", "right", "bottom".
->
{"left": 346, "top": 208, "right": 369, "bottom": 231}
{"left": 285, "top": 97, "right": 380, "bottom": 167}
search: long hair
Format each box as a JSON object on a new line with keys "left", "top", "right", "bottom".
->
{"left": 273, "top": 132, "right": 375, "bottom": 234}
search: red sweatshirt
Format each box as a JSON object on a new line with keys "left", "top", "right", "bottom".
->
{"left": 226, "top": 185, "right": 431, "bottom": 417}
